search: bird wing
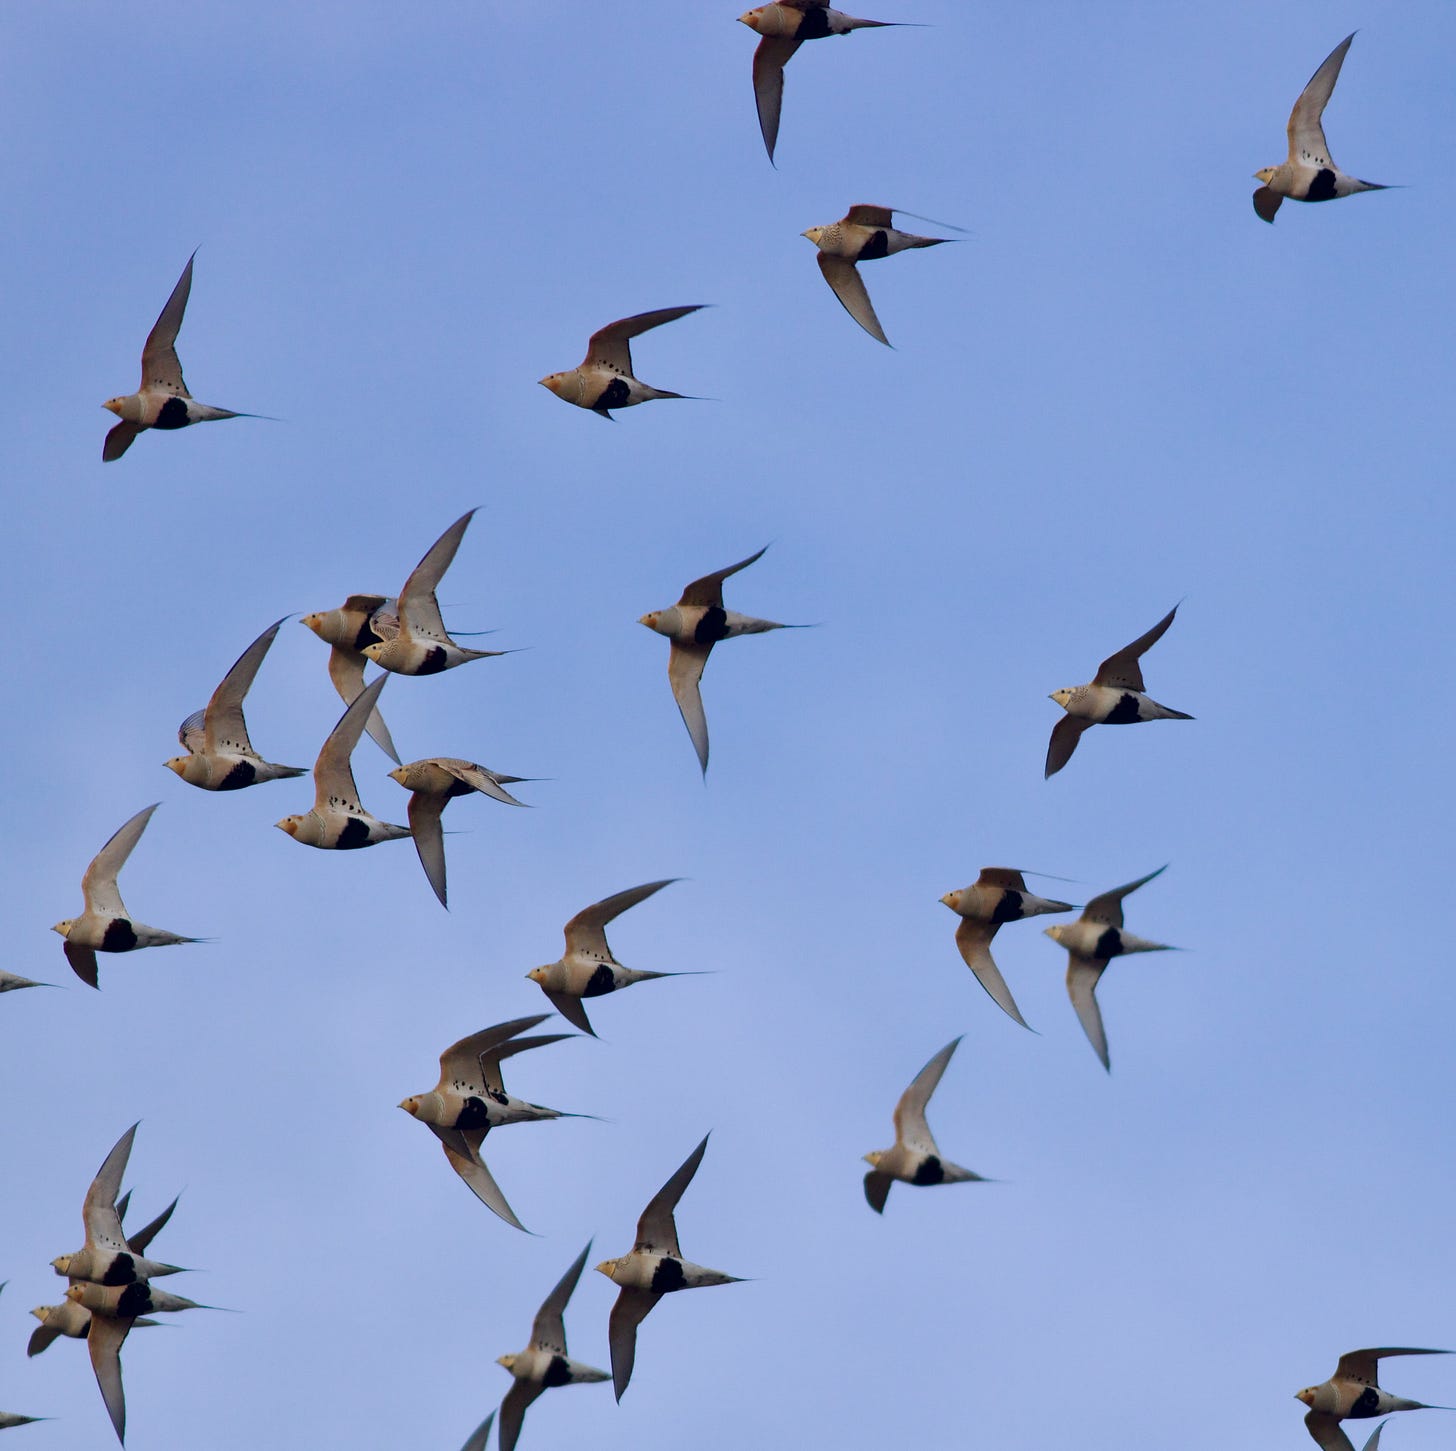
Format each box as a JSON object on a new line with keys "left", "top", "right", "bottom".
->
{"left": 1044, "top": 714, "right": 1091, "bottom": 778}
{"left": 678, "top": 546, "right": 769, "bottom": 607}
{"left": 1081, "top": 865, "right": 1166, "bottom": 928}
{"left": 844, "top": 204, "right": 896, "bottom": 228}
{"left": 1335, "top": 1348, "right": 1451, "bottom": 1382}
{"left": 457, "top": 1411, "right": 495, "bottom": 1451}
{"left": 83, "top": 1125, "right": 137, "bottom": 1253}
{"left": 530, "top": 1242, "right": 592, "bottom": 1354}
{"left": 203, "top": 617, "right": 285, "bottom": 754}
{"left": 497, "top": 1379, "right": 543, "bottom": 1451}
{"left": 405, "top": 792, "right": 449, "bottom": 909}
{"left": 1304, "top": 1411, "right": 1355, "bottom": 1451}
{"left": 976, "top": 867, "right": 1029, "bottom": 891}
{"left": 751, "top": 37, "right": 801, "bottom": 162}
{"left": 441, "top": 1141, "right": 527, "bottom": 1231}
{"left": 325, "top": 643, "right": 400, "bottom": 765}
{"left": 1360, "top": 1424, "right": 1387, "bottom": 1451}
{"left": 140, "top": 253, "right": 194, "bottom": 395}
{"left": 436, "top": 1015, "right": 549, "bottom": 1094}
{"left": 607, "top": 1288, "right": 660, "bottom": 1402}
{"left": 953, "top": 918, "right": 1030, "bottom": 1029}
{"left": 437, "top": 760, "right": 531, "bottom": 807}
{"left": 1253, "top": 186, "right": 1284, "bottom": 223}
{"left": 103, "top": 421, "right": 140, "bottom": 461}
{"left": 667, "top": 641, "right": 712, "bottom": 775}
{"left": 541, "top": 990, "right": 596, "bottom": 1036}
{"left": 816, "top": 254, "right": 889, "bottom": 346}
{"left": 893, "top": 1038, "right": 959, "bottom": 1154}
{"left": 1287, "top": 33, "right": 1354, "bottom": 168}
{"left": 126, "top": 1196, "right": 179, "bottom": 1255}
{"left": 863, "top": 1170, "right": 892, "bottom": 1214}
{"left": 27, "top": 1321, "right": 65, "bottom": 1357}
{"left": 563, "top": 879, "right": 676, "bottom": 957}
{"left": 584, "top": 306, "right": 705, "bottom": 372}
{"left": 80, "top": 804, "right": 158, "bottom": 918}
{"left": 312, "top": 675, "right": 385, "bottom": 812}
{"left": 1066, "top": 956, "right": 1111, "bottom": 1070}
{"left": 480, "top": 1034, "right": 572, "bottom": 1096}
{"left": 396, "top": 510, "right": 476, "bottom": 643}
{"left": 176, "top": 709, "right": 208, "bottom": 753}
{"left": 86, "top": 1310, "right": 134, "bottom": 1445}
{"left": 634, "top": 1134, "right": 709, "bottom": 1256}
{"left": 64, "top": 941, "right": 100, "bottom": 988}
{"left": 1092, "top": 605, "right": 1179, "bottom": 691}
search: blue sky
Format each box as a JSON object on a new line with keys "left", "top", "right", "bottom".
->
{"left": 4, "top": 3, "right": 1456, "bottom": 1447}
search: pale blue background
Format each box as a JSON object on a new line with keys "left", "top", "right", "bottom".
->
{"left": 3, "top": 3, "right": 1455, "bottom": 1447}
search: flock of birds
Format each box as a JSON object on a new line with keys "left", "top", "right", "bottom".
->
{"left": 3, "top": 5, "right": 1442, "bottom": 1449}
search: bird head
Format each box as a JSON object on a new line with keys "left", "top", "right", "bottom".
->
{"left": 1043, "top": 925, "right": 1066, "bottom": 944}
{"left": 387, "top": 766, "right": 407, "bottom": 787}
{"left": 1049, "top": 688, "right": 1075, "bottom": 707}
{"left": 1254, "top": 168, "right": 1278, "bottom": 184}
{"left": 102, "top": 397, "right": 124, "bottom": 417}
{"left": 526, "top": 967, "right": 548, "bottom": 984}
{"left": 275, "top": 816, "right": 301, "bottom": 838}
{"left": 360, "top": 640, "right": 385, "bottom": 663}
{"left": 50, "top": 1255, "right": 74, "bottom": 1275}
{"left": 638, "top": 607, "right": 680, "bottom": 638}
{"left": 51, "top": 920, "right": 74, "bottom": 938}
{"left": 398, "top": 1096, "right": 420, "bottom": 1118}
{"left": 164, "top": 755, "right": 191, "bottom": 781}
{"left": 29, "top": 1307, "right": 51, "bottom": 1323}
{"left": 63, "top": 1285, "right": 86, "bottom": 1305}
{"left": 939, "top": 889, "right": 964, "bottom": 913}
{"left": 863, "top": 1150, "right": 883, "bottom": 1168}
{"left": 595, "top": 1257, "right": 622, "bottom": 1279}
{"left": 496, "top": 1354, "right": 517, "bottom": 1372}
{"left": 739, "top": 6, "right": 793, "bottom": 37}
{"left": 801, "top": 226, "right": 826, "bottom": 248}
{"left": 538, "top": 373, "right": 574, "bottom": 402}
{"left": 1295, "top": 1388, "right": 1317, "bottom": 1407}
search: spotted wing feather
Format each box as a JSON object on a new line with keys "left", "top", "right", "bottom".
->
{"left": 893, "top": 1038, "right": 958, "bottom": 1155}
{"left": 634, "top": 1134, "right": 709, "bottom": 1256}
{"left": 397, "top": 510, "right": 476, "bottom": 643}
{"left": 1081, "top": 865, "right": 1166, "bottom": 928}
{"left": 585, "top": 306, "right": 705, "bottom": 373}
{"left": 678, "top": 547, "right": 769, "bottom": 608}
{"left": 1092, "top": 605, "right": 1179, "bottom": 691}
{"left": 529, "top": 1242, "right": 592, "bottom": 1354}
{"left": 81, "top": 805, "right": 158, "bottom": 918}
{"left": 140, "top": 252, "right": 194, "bottom": 395}
{"left": 1288, "top": 33, "right": 1353, "bottom": 168}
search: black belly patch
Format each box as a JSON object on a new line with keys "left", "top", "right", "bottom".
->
{"left": 153, "top": 396, "right": 191, "bottom": 430}
{"left": 543, "top": 1355, "right": 573, "bottom": 1388}
{"left": 1104, "top": 693, "right": 1143, "bottom": 724}
{"left": 335, "top": 816, "right": 373, "bottom": 850}
{"left": 858, "top": 230, "right": 890, "bottom": 261}
{"left": 694, "top": 606, "right": 729, "bottom": 645}
{"left": 912, "top": 1156, "right": 945, "bottom": 1186}
{"left": 352, "top": 620, "right": 383, "bottom": 652}
{"left": 1349, "top": 1387, "right": 1381, "bottom": 1418}
{"left": 454, "top": 1096, "right": 493, "bottom": 1131}
{"left": 650, "top": 1257, "right": 687, "bottom": 1293}
{"left": 991, "top": 889, "right": 1025, "bottom": 924}
{"left": 416, "top": 646, "right": 449, "bottom": 675}
{"left": 584, "top": 963, "right": 617, "bottom": 998}
{"left": 1094, "top": 927, "right": 1124, "bottom": 959}
{"left": 799, "top": 9, "right": 831, "bottom": 39}
{"left": 101, "top": 1254, "right": 138, "bottom": 1286}
{"left": 592, "top": 378, "right": 631, "bottom": 412}
{"left": 102, "top": 919, "right": 138, "bottom": 952}
{"left": 218, "top": 760, "right": 257, "bottom": 791}
{"left": 115, "top": 1283, "right": 154, "bottom": 1317}
{"left": 1306, "top": 168, "right": 1339, "bottom": 202}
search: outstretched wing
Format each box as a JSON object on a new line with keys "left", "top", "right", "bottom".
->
{"left": 751, "top": 37, "right": 801, "bottom": 162}
{"left": 204, "top": 618, "right": 286, "bottom": 754}
{"left": 312, "top": 676, "right": 385, "bottom": 813}
{"left": 1045, "top": 715, "right": 1091, "bottom": 778}
{"left": 634, "top": 1134, "right": 709, "bottom": 1256}
{"left": 530, "top": 1241, "right": 593, "bottom": 1354}
{"left": 678, "top": 546, "right": 769, "bottom": 608}
{"left": 1066, "top": 957, "right": 1111, "bottom": 1071}
{"left": 893, "top": 1038, "right": 959, "bottom": 1154}
{"left": 1287, "top": 33, "right": 1354, "bottom": 169}
{"left": 607, "top": 1288, "right": 660, "bottom": 1401}
{"left": 816, "top": 254, "right": 889, "bottom": 346}
{"left": 1092, "top": 606, "right": 1179, "bottom": 691}
{"left": 1081, "top": 865, "right": 1167, "bottom": 929}
{"left": 667, "top": 641, "right": 712, "bottom": 775}
{"left": 141, "top": 252, "right": 195, "bottom": 396}
{"left": 584, "top": 306, "right": 705, "bottom": 373}
{"left": 563, "top": 879, "right": 676, "bottom": 958}
{"left": 397, "top": 510, "right": 476, "bottom": 643}
{"left": 953, "top": 918, "right": 1031, "bottom": 1030}
{"left": 81, "top": 806, "right": 161, "bottom": 920}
